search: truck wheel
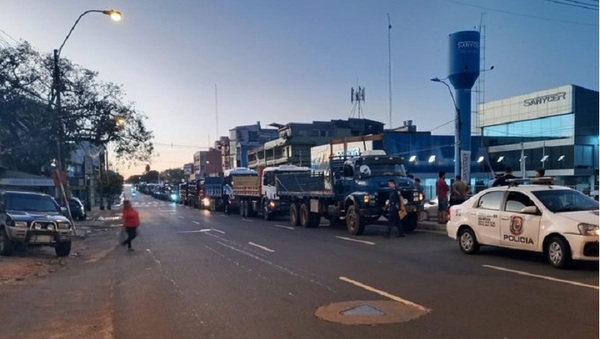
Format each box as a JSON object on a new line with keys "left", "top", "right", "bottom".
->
{"left": 0, "top": 228, "right": 14, "bottom": 256}
{"left": 346, "top": 205, "right": 365, "bottom": 235}
{"left": 402, "top": 213, "right": 418, "bottom": 233}
{"left": 290, "top": 203, "right": 300, "bottom": 226}
{"left": 263, "top": 200, "right": 272, "bottom": 221}
{"left": 55, "top": 241, "right": 71, "bottom": 257}
{"left": 546, "top": 236, "right": 571, "bottom": 269}
{"left": 299, "top": 203, "right": 310, "bottom": 227}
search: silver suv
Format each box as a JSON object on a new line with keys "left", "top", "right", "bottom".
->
{"left": 0, "top": 191, "right": 72, "bottom": 257}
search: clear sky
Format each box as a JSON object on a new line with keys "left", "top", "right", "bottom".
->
{"left": 1, "top": 0, "right": 597, "bottom": 179}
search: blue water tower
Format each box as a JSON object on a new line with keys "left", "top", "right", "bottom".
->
{"left": 448, "top": 30, "right": 480, "bottom": 180}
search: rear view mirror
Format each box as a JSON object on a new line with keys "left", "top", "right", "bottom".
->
{"left": 520, "top": 206, "right": 539, "bottom": 215}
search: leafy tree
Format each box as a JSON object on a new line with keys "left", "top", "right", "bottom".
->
{"left": 101, "top": 170, "right": 124, "bottom": 198}
{"left": 141, "top": 170, "right": 160, "bottom": 183}
{"left": 0, "top": 42, "right": 154, "bottom": 174}
{"left": 161, "top": 168, "right": 185, "bottom": 184}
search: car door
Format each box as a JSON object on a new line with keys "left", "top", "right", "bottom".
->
{"left": 468, "top": 191, "right": 505, "bottom": 246}
{"left": 499, "top": 191, "right": 541, "bottom": 251}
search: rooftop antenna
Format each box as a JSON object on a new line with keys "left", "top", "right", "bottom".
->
{"left": 350, "top": 85, "right": 365, "bottom": 118}
{"left": 387, "top": 13, "right": 393, "bottom": 129}
{"left": 215, "top": 84, "right": 219, "bottom": 139}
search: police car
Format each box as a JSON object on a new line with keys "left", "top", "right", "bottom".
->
{"left": 447, "top": 181, "right": 599, "bottom": 268}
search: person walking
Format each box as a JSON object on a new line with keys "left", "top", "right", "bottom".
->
{"left": 121, "top": 200, "right": 140, "bottom": 252}
{"left": 450, "top": 175, "right": 468, "bottom": 206}
{"left": 385, "top": 179, "right": 406, "bottom": 238}
{"left": 436, "top": 171, "right": 450, "bottom": 224}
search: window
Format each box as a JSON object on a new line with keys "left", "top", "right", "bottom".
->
{"left": 504, "top": 192, "right": 535, "bottom": 212}
{"left": 476, "top": 191, "right": 505, "bottom": 211}
{"left": 248, "top": 131, "right": 258, "bottom": 142}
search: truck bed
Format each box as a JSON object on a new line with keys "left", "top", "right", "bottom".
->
{"left": 232, "top": 176, "right": 261, "bottom": 198}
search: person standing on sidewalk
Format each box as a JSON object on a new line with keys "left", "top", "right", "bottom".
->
{"left": 121, "top": 200, "right": 140, "bottom": 252}
{"left": 450, "top": 175, "right": 468, "bottom": 207}
{"left": 385, "top": 179, "right": 406, "bottom": 238}
{"left": 436, "top": 171, "right": 450, "bottom": 224}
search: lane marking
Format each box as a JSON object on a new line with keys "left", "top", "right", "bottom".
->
{"left": 242, "top": 218, "right": 253, "bottom": 223}
{"left": 483, "top": 265, "right": 599, "bottom": 290}
{"left": 178, "top": 216, "right": 185, "bottom": 219}
{"left": 339, "top": 276, "right": 431, "bottom": 312}
{"left": 177, "top": 229, "right": 212, "bottom": 233}
{"left": 211, "top": 228, "right": 226, "bottom": 234}
{"left": 336, "top": 236, "right": 375, "bottom": 246}
{"left": 275, "top": 224, "right": 295, "bottom": 230}
{"left": 248, "top": 242, "right": 275, "bottom": 253}
{"left": 193, "top": 221, "right": 201, "bottom": 225}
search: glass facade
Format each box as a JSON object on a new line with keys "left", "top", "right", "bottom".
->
{"left": 483, "top": 114, "right": 574, "bottom": 139}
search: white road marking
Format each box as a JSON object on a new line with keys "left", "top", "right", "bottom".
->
{"left": 211, "top": 228, "right": 226, "bottom": 234}
{"left": 193, "top": 221, "right": 201, "bottom": 225}
{"left": 339, "top": 276, "right": 431, "bottom": 312}
{"left": 336, "top": 236, "right": 375, "bottom": 246}
{"left": 483, "top": 265, "right": 600, "bottom": 290}
{"left": 274, "top": 224, "right": 295, "bottom": 230}
{"left": 177, "top": 229, "right": 212, "bottom": 233}
{"left": 248, "top": 242, "right": 275, "bottom": 253}
{"left": 178, "top": 216, "right": 185, "bottom": 219}
{"left": 242, "top": 218, "right": 253, "bottom": 222}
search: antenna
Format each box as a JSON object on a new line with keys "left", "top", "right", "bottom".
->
{"left": 349, "top": 85, "right": 366, "bottom": 118}
{"left": 387, "top": 13, "right": 393, "bottom": 129}
{"left": 215, "top": 84, "right": 219, "bottom": 139}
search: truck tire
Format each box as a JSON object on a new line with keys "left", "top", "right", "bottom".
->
{"left": 263, "top": 200, "right": 272, "bottom": 221}
{"left": 299, "top": 203, "right": 310, "bottom": 227}
{"left": 290, "top": 203, "right": 300, "bottom": 226}
{"left": 0, "top": 228, "right": 14, "bottom": 256}
{"left": 346, "top": 205, "right": 365, "bottom": 235}
{"left": 55, "top": 241, "right": 71, "bottom": 257}
{"left": 403, "top": 212, "right": 418, "bottom": 233}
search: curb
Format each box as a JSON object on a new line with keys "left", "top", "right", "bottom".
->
{"left": 416, "top": 221, "right": 447, "bottom": 233}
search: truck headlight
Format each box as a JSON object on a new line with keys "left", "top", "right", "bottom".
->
{"left": 363, "top": 195, "right": 370, "bottom": 204}
{"left": 578, "top": 223, "right": 599, "bottom": 236}
{"left": 202, "top": 198, "right": 210, "bottom": 206}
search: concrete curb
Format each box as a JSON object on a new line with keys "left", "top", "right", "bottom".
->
{"left": 416, "top": 221, "right": 447, "bottom": 233}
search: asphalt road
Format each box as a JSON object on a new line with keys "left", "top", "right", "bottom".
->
{"left": 0, "top": 188, "right": 597, "bottom": 339}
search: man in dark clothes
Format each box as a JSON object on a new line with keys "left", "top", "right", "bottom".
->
{"left": 385, "top": 179, "right": 406, "bottom": 238}
{"left": 492, "top": 167, "right": 517, "bottom": 187}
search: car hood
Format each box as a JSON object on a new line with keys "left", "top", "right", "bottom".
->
{"left": 554, "top": 210, "right": 599, "bottom": 225}
{"left": 6, "top": 211, "right": 69, "bottom": 222}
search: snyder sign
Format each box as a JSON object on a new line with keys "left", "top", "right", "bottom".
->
{"left": 479, "top": 85, "right": 574, "bottom": 128}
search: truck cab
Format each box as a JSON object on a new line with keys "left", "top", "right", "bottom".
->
{"left": 260, "top": 165, "right": 311, "bottom": 220}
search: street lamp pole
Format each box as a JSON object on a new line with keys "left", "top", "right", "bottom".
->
{"left": 431, "top": 77, "right": 461, "bottom": 177}
{"left": 52, "top": 9, "right": 121, "bottom": 209}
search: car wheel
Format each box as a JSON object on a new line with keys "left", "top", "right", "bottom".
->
{"left": 55, "top": 241, "right": 71, "bottom": 257}
{"left": 290, "top": 203, "right": 300, "bottom": 226}
{"left": 546, "top": 236, "right": 571, "bottom": 269}
{"left": 458, "top": 228, "right": 479, "bottom": 254}
{"left": 345, "top": 205, "right": 365, "bottom": 235}
{"left": 0, "top": 228, "right": 14, "bottom": 256}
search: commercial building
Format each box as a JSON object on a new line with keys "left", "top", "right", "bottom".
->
{"left": 193, "top": 148, "right": 222, "bottom": 178}
{"left": 229, "top": 122, "right": 278, "bottom": 168}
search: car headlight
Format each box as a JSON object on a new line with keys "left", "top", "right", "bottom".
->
{"left": 578, "top": 223, "right": 599, "bottom": 236}
{"left": 57, "top": 222, "right": 71, "bottom": 230}
{"left": 14, "top": 221, "right": 28, "bottom": 227}
{"left": 363, "top": 195, "right": 370, "bottom": 204}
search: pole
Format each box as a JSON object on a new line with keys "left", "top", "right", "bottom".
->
{"left": 387, "top": 13, "right": 393, "bottom": 129}
{"left": 215, "top": 84, "right": 219, "bottom": 139}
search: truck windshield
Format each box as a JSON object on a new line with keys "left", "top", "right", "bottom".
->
{"left": 6, "top": 195, "right": 59, "bottom": 213}
{"left": 359, "top": 164, "right": 405, "bottom": 178}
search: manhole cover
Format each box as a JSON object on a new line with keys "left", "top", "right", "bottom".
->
{"left": 341, "top": 304, "right": 385, "bottom": 316}
{"left": 315, "top": 300, "right": 430, "bottom": 325}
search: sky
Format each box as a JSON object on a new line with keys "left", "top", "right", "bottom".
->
{"left": 1, "top": 0, "right": 598, "bottom": 179}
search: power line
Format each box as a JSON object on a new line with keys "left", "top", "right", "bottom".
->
{"left": 440, "top": 0, "right": 598, "bottom": 26}
{"left": 543, "top": 0, "right": 599, "bottom": 10}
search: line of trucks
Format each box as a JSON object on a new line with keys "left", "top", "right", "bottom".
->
{"left": 174, "top": 135, "right": 425, "bottom": 235}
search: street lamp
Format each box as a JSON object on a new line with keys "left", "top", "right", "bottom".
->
{"left": 431, "top": 77, "right": 460, "bottom": 177}
{"left": 52, "top": 9, "right": 122, "bottom": 209}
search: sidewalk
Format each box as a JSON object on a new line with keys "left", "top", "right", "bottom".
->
{"left": 72, "top": 206, "right": 121, "bottom": 237}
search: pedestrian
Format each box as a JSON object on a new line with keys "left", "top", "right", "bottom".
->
{"left": 414, "top": 178, "right": 424, "bottom": 195}
{"left": 436, "top": 171, "right": 449, "bottom": 224}
{"left": 222, "top": 192, "right": 230, "bottom": 215}
{"left": 450, "top": 175, "right": 468, "bottom": 206}
{"left": 121, "top": 199, "right": 140, "bottom": 252}
{"left": 385, "top": 179, "right": 406, "bottom": 238}
{"left": 535, "top": 168, "right": 545, "bottom": 177}
{"left": 492, "top": 167, "right": 517, "bottom": 187}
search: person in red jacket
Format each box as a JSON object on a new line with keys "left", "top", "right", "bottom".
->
{"left": 121, "top": 200, "right": 140, "bottom": 251}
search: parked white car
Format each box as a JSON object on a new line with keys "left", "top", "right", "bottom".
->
{"left": 447, "top": 184, "right": 599, "bottom": 268}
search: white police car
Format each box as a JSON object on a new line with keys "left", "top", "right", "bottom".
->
{"left": 447, "top": 182, "right": 599, "bottom": 268}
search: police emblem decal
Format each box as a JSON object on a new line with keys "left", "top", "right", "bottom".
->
{"left": 510, "top": 216, "right": 524, "bottom": 236}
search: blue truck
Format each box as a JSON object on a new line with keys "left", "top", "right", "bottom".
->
{"left": 276, "top": 135, "right": 424, "bottom": 235}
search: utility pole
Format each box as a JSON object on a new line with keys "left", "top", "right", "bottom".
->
{"left": 387, "top": 13, "right": 393, "bottom": 129}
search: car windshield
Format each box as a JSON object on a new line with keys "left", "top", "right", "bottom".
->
{"left": 358, "top": 163, "right": 405, "bottom": 178}
{"left": 6, "top": 194, "right": 59, "bottom": 213}
{"left": 533, "top": 189, "right": 599, "bottom": 213}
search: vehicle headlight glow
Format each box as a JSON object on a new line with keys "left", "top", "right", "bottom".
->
{"left": 363, "top": 195, "right": 370, "bottom": 204}
{"left": 269, "top": 201, "right": 277, "bottom": 208}
{"left": 419, "top": 193, "right": 424, "bottom": 201}
{"left": 14, "top": 221, "right": 28, "bottom": 227}
{"left": 202, "top": 198, "right": 210, "bottom": 206}
{"left": 577, "top": 223, "right": 599, "bottom": 236}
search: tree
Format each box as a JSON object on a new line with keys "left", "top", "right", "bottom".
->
{"left": 161, "top": 168, "right": 185, "bottom": 184}
{"left": 0, "top": 42, "right": 154, "bottom": 174}
{"left": 101, "top": 170, "right": 124, "bottom": 198}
